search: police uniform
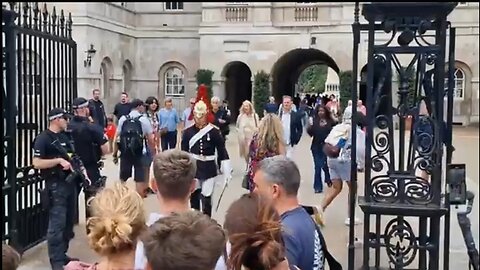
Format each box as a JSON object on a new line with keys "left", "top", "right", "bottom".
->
{"left": 33, "top": 108, "right": 77, "bottom": 270}
{"left": 68, "top": 97, "right": 108, "bottom": 220}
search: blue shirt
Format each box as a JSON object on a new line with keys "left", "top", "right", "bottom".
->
{"left": 281, "top": 207, "right": 325, "bottom": 270}
{"left": 157, "top": 108, "right": 180, "bottom": 132}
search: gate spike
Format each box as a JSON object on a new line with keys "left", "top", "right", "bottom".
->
{"left": 42, "top": 3, "right": 49, "bottom": 33}
{"left": 67, "top": 12, "right": 73, "bottom": 39}
{"left": 33, "top": 2, "right": 39, "bottom": 31}
{"left": 52, "top": 6, "right": 57, "bottom": 36}
{"left": 59, "top": 10, "right": 65, "bottom": 37}
{"left": 22, "top": 2, "right": 29, "bottom": 28}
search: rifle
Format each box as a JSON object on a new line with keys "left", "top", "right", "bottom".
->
{"left": 457, "top": 191, "right": 479, "bottom": 270}
{"left": 50, "top": 139, "right": 92, "bottom": 188}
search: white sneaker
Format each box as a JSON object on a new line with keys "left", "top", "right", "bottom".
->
{"left": 344, "top": 217, "right": 362, "bottom": 226}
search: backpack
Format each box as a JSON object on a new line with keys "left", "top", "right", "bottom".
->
{"left": 120, "top": 115, "right": 144, "bottom": 157}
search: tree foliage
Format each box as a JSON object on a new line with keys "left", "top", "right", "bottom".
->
{"left": 339, "top": 70, "right": 353, "bottom": 111}
{"left": 253, "top": 70, "right": 270, "bottom": 118}
{"left": 297, "top": 64, "right": 328, "bottom": 93}
{"left": 195, "top": 69, "right": 214, "bottom": 99}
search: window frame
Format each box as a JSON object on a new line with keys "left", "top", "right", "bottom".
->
{"left": 444, "top": 67, "right": 465, "bottom": 100}
{"left": 164, "top": 66, "right": 185, "bottom": 97}
{"left": 164, "top": 2, "right": 184, "bottom": 11}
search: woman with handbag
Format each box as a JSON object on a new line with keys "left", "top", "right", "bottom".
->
{"left": 243, "top": 114, "right": 285, "bottom": 191}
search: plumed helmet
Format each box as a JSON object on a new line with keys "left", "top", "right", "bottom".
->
{"left": 189, "top": 84, "right": 215, "bottom": 123}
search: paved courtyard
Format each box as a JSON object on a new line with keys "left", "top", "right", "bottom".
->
{"left": 18, "top": 126, "right": 479, "bottom": 269}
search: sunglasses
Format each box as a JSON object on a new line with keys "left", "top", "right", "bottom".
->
{"left": 190, "top": 102, "right": 195, "bottom": 105}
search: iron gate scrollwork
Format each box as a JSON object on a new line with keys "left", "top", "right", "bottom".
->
{"left": 351, "top": 2, "right": 458, "bottom": 270}
{"left": 2, "top": 2, "right": 77, "bottom": 253}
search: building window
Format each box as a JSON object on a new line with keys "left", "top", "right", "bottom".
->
{"left": 453, "top": 68, "right": 465, "bottom": 98}
{"left": 164, "top": 67, "right": 185, "bottom": 96}
{"left": 165, "top": 2, "right": 184, "bottom": 10}
{"left": 444, "top": 68, "right": 465, "bottom": 99}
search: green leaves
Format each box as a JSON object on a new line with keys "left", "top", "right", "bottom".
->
{"left": 297, "top": 65, "right": 328, "bottom": 93}
{"left": 253, "top": 70, "right": 270, "bottom": 118}
{"left": 339, "top": 70, "right": 353, "bottom": 111}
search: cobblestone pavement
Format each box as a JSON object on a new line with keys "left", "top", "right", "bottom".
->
{"left": 18, "top": 126, "right": 479, "bottom": 269}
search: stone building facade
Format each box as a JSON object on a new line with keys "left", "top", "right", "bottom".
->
{"left": 48, "top": 2, "right": 479, "bottom": 125}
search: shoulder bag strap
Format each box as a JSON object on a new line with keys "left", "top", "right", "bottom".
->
{"left": 312, "top": 219, "right": 343, "bottom": 270}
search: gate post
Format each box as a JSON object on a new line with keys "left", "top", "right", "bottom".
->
{"left": 3, "top": 7, "right": 19, "bottom": 250}
{"left": 353, "top": 3, "right": 458, "bottom": 269}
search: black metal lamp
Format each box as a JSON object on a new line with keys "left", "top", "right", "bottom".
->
{"left": 84, "top": 44, "right": 96, "bottom": 67}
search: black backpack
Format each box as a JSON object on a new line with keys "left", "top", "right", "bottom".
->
{"left": 120, "top": 115, "right": 144, "bottom": 157}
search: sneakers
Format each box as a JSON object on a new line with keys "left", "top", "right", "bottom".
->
{"left": 344, "top": 217, "right": 362, "bottom": 226}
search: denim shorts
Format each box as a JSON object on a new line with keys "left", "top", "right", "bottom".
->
{"left": 328, "top": 159, "right": 351, "bottom": 181}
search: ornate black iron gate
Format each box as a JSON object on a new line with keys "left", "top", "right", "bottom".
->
{"left": 2, "top": 3, "right": 77, "bottom": 253}
{"left": 349, "top": 3, "right": 459, "bottom": 270}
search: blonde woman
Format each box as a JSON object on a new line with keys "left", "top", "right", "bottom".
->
{"left": 65, "top": 183, "right": 146, "bottom": 270}
{"left": 236, "top": 100, "right": 259, "bottom": 163}
{"left": 244, "top": 114, "right": 286, "bottom": 191}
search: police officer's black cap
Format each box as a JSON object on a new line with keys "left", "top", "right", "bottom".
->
{"left": 131, "top": 99, "right": 145, "bottom": 108}
{"left": 48, "top": 108, "right": 72, "bottom": 121}
{"left": 72, "top": 97, "right": 89, "bottom": 109}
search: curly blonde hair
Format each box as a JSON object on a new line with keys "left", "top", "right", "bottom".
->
{"left": 255, "top": 114, "right": 284, "bottom": 158}
{"left": 86, "top": 183, "right": 146, "bottom": 256}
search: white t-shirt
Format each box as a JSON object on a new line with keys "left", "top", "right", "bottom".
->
{"left": 134, "top": 212, "right": 229, "bottom": 270}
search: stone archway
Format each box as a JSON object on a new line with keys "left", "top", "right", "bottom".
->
{"left": 100, "top": 56, "right": 114, "bottom": 102}
{"left": 271, "top": 48, "right": 339, "bottom": 101}
{"left": 122, "top": 59, "right": 133, "bottom": 93}
{"left": 222, "top": 61, "right": 252, "bottom": 120}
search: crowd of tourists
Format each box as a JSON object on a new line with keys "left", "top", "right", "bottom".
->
{"left": 4, "top": 85, "right": 373, "bottom": 270}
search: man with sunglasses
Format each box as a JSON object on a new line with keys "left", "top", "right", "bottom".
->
{"left": 68, "top": 97, "right": 110, "bottom": 223}
{"left": 32, "top": 108, "right": 79, "bottom": 270}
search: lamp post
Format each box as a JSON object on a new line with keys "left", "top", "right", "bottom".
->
{"left": 83, "top": 44, "right": 96, "bottom": 67}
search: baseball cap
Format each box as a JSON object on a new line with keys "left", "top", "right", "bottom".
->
{"left": 72, "top": 97, "right": 89, "bottom": 109}
{"left": 48, "top": 108, "right": 72, "bottom": 121}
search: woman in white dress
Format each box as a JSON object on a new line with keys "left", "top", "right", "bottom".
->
{"left": 236, "top": 100, "right": 259, "bottom": 164}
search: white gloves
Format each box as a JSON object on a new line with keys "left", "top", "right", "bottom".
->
{"left": 221, "top": 160, "right": 232, "bottom": 185}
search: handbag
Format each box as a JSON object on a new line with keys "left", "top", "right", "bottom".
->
{"left": 242, "top": 135, "right": 259, "bottom": 190}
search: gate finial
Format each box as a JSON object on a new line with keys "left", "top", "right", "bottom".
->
{"left": 67, "top": 13, "right": 73, "bottom": 39}
{"left": 42, "top": 3, "right": 49, "bottom": 33}
{"left": 60, "top": 9, "right": 65, "bottom": 38}
{"left": 52, "top": 6, "right": 57, "bottom": 35}
{"left": 33, "top": 2, "right": 39, "bottom": 31}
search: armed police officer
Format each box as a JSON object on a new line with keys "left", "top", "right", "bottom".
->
{"left": 68, "top": 97, "right": 110, "bottom": 221}
{"left": 32, "top": 108, "right": 80, "bottom": 270}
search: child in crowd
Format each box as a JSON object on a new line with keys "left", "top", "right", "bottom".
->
{"left": 105, "top": 115, "right": 116, "bottom": 152}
